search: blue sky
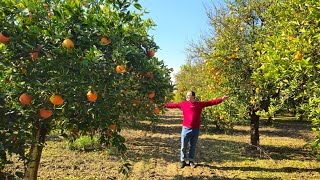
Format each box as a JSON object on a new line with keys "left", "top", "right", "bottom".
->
{"left": 138, "top": 0, "right": 225, "bottom": 81}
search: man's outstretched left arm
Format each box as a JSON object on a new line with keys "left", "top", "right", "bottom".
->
{"left": 201, "top": 96, "right": 229, "bottom": 107}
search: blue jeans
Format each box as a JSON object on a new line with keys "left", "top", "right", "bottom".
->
{"left": 181, "top": 126, "right": 199, "bottom": 162}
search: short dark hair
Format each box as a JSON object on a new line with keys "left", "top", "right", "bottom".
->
{"left": 188, "top": 91, "right": 195, "bottom": 97}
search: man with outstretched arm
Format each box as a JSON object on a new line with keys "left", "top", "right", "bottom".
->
{"left": 164, "top": 90, "right": 229, "bottom": 168}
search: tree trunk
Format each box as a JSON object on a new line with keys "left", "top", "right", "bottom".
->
{"left": 250, "top": 110, "right": 260, "bottom": 150}
{"left": 24, "top": 126, "right": 47, "bottom": 180}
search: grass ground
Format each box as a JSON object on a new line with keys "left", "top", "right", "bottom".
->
{"left": 5, "top": 109, "right": 320, "bottom": 179}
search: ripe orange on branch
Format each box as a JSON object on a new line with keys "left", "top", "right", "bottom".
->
{"left": 0, "top": 32, "right": 10, "bottom": 44}
{"left": 47, "top": 12, "right": 54, "bottom": 18}
{"left": 146, "top": 71, "right": 153, "bottom": 78}
{"left": 50, "top": 94, "right": 64, "bottom": 105}
{"left": 21, "top": 67, "right": 27, "bottom": 74}
{"left": 109, "top": 124, "right": 116, "bottom": 131}
{"left": 148, "top": 91, "right": 155, "bottom": 98}
{"left": 62, "top": 38, "right": 74, "bottom": 49}
{"left": 87, "top": 90, "right": 98, "bottom": 102}
{"left": 19, "top": 93, "right": 32, "bottom": 105}
{"left": 134, "top": 98, "right": 140, "bottom": 104}
{"left": 255, "top": 88, "right": 260, "bottom": 94}
{"left": 228, "top": 54, "right": 236, "bottom": 59}
{"left": 31, "top": 52, "right": 38, "bottom": 59}
{"left": 294, "top": 52, "right": 303, "bottom": 60}
{"left": 148, "top": 49, "right": 155, "bottom": 58}
{"left": 100, "top": 37, "right": 111, "bottom": 45}
{"left": 116, "top": 64, "right": 126, "bottom": 73}
{"left": 154, "top": 107, "right": 160, "bottom": 114}
{"left": 39, "top": 108, "right": 53, "bottom": 119}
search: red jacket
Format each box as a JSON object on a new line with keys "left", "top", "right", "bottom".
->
{"left": 165, "top": 98, "right": 223, "bottom": 128}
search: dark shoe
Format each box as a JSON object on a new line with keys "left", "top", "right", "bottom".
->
{"left": 189, "top": 161, "right": 196, "bottom": 168}
{"left": 180, "top": 161, "right": 186, "bottom": 168}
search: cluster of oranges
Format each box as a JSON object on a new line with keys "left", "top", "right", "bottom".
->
{"left": 3, "top": 31, "right": 160, "bottom": 118}
{"left": 131, "top": 91, "right": 161, "bottom": 114}
{"left": 2, "top": 32, "right": 156, "bottom": 75}
{"left": 19, "top": 88, "right": 160, "bottom": 119}
{"left": 19, "top": 90, "right": 98, "bottom": 119}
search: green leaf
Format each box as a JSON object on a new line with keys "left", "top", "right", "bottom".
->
{"left": 134, "top": 3, "right": 142, "bottom": 11}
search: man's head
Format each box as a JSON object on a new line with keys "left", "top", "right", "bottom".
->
{"left": 186, "top": 91, "right": 195, "bottom": 102}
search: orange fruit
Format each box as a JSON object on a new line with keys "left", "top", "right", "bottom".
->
{"left": 148, "top": 91, "right": 155, "bottom": 98}
{"left": 154, "top": 107, "right": 160, "bottom": 114}
{"left": 228, "top": 54, "right": 236, "bottom": 59}
{"left": 21, "top": 67, "right": 27, "bottom": 74}
{"left": 134, "top": 98, "right": 140, "bottom": 104}
{"left": 148, "top": 49, "right": 155, "bottom": 58}
{"left": 146, "top": 71, "right": 153, "bottom": 78}
{"left": 109, "top": 124, "right": 116, "bottom": 131}
{"left": 0, "top": 32, "right": 10, "bottom": 44}
{"left": 255, "top": 88, "right": 260, "bottom": 94}
{"left": 62, "top": 38, "right": 74, "bottom": 49}
{"left": 100, "top": 37, "right": 111, "bottom": 45}
{"left": 49, "top": 94, "right": 64, "bottom": 105}
{"left": 116, "top": 64, "right": 126, "bottom": 73}
{"left": 19, "top": 93, "right": 32, "bottom": 105}
{"left": 39, "top": 108, "right": 53, "bottom": 119}
{"left": 47, "top": 12, "right": 54, "bottom": 18}
{"left": 31, "top": 51, "right": 38, "bottom": 59}
{"left": 87, "top": 90, "right": 98, "bottom": 102}
{"left": 288, "top": 36, "right": 294, "bottom": 41}
{"left": 294, "top": 52, "right": 303, "bottom": 60}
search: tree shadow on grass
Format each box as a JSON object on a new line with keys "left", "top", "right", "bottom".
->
{"left": 227, "top": 127, "right": 313, "bottom": 142}
{"left": 199, "top": 164, "right": 320, "bottom": 174}
{"left": 208, "top": 118, "right": 314, "bottom": 141}
{"left": 172, "top": 174, "right": 244, "bottom": 180}
{"left": 126, "top": 135, "right": 315, "bottom": 165}
{"left": 260, "top": 119, "right": 314, "bottom": 141}
{"left": 260, "top": 144, "right": 315, "bottom": 160}
{"left": 260, "top": 118, "right": 313, "bottom": 131}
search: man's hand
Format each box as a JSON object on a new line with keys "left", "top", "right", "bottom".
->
{"left": 222, "top": 96, "right": 229, "bottom": 101}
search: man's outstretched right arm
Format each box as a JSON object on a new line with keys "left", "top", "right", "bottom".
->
{"left": 164, "top": 102, "right": 181, "bottom": 109}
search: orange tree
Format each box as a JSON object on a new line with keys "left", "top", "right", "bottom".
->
{"left": 252, "top": 0, "right": 320, "bottom": 158}
{"left": 0, "top": 0, "right": 173, "bottom": 179}
{"left": 176, "top": 0, "right": 274, "bottom": 148}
